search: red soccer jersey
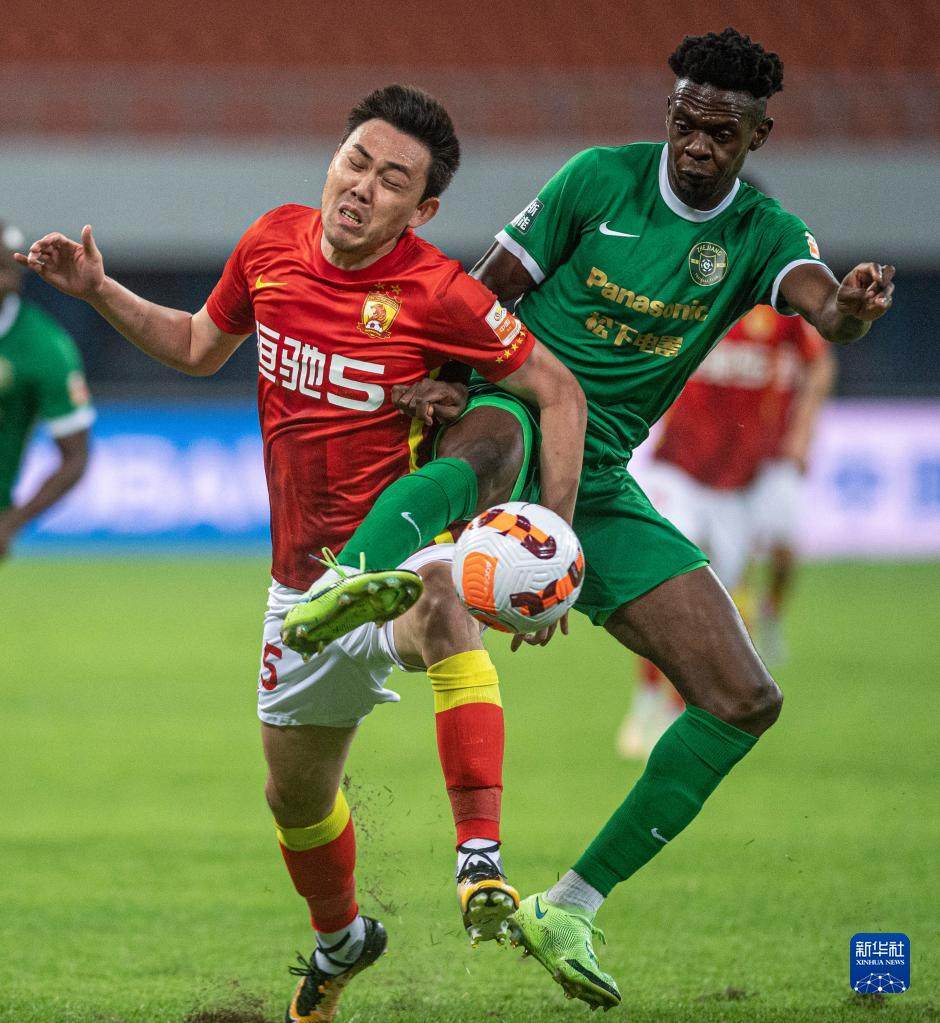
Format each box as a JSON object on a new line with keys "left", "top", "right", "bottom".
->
{"left": 653, "top": 305, "right": 827, "bottom": 489}
{"left": 206, "top": 204, "right": 533, "bottom": 589}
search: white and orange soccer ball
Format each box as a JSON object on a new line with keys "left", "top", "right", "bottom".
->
{"left": 451, "top": 502, "right": 585, "bottom": 634}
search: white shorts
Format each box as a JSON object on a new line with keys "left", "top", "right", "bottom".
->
{"left": 641, "top": 461, "right": 803, "bottom": 591}
{"left": 256, "top": 545, "right": 454, "bottom": 729}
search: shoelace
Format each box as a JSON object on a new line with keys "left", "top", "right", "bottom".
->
{"left": 315, "top": 547, "right": 366, "bottom": 576}
{"left": 288, "top": 952, "right": 331, "bottom": 1013}
{"left": 456, "top": 844, "right": 505, "bottom": 882}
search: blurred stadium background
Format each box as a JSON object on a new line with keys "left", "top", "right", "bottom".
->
{"left": 7, "top": 0, "right": 940, "bottom": 558}
{"left": 2, "top": 6, "right": 938, "bottom": 1021}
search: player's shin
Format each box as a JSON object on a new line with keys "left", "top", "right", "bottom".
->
{"left": 428, "top": 649, "right": 519, "bottom": 943}
{"left": 277, "top": 791, "right": 363, "bottom": 969}
{"left": 574, "top": 704, "right": 758, "bottom": 897}
{"left": 336, "top": 457, "right": 478, "bottom": 571}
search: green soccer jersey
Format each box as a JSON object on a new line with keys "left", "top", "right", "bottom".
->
{"left": 0, "top": 294, "right": 95, "bottom": 509}
{"left": 499, "top": 142, "right": 825, "bottom": 461}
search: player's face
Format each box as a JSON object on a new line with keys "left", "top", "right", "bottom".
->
{"left": 321, "top": 119, "right": 440, "bottom": 266}
{"left": 665, "top": 80, "right": 772, "bottom": 208}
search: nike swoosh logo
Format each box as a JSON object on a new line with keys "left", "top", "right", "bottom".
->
{"left": 254, "top": 274, "right": 286, "bottom": 289}
{"left": 598, "top": 222, "right": 640, "bottom": 238}
{"left": 534, "top": 896, "right": 548, "bottom": 919}
{"left": 401, "top": 512, "right": 422, "bottom": 542}
{"left": 651, "top": 827, "right": 669, "bottom": 844}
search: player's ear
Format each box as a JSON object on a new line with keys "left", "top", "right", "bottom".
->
{"left": 409, "top": 196, "right": 440, "bottom": 230}
{"left": 749, "top": 117, "right": 773, "bottom": 152}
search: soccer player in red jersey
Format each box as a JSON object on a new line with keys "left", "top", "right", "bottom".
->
{"left": 18, "top": 85, "right": 586, "bottom": 1021}
{"left": 619, "top": 304, "right": 836, "bottom": 757}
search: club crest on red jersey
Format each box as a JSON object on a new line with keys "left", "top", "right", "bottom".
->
{"left": 357, "top": 284, "right": 402, "bottom": 338}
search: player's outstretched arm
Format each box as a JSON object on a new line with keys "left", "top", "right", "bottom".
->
{"left": 497, "top": 342, "right": 587, "bottom": 526}
{"left": 15, "top": 227, "right": 248, "bottom": 375}
{"left": 780, "top": 261, "right": 895, "bottom": 344}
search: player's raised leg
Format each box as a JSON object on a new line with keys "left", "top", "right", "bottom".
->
{"left": 281, "top": 404, "right": 524, "bottom": 657}
{"left": 263, "top": 723, "right": 387, "bottom": 1023}
{"left": 513, "top": 567, "right": 779, "bottom": 1006}
{"left": 393, "top": 558, "right": 519, "bottom": 945}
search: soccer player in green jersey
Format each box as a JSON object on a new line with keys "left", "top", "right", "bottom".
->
{"left": 290, "top": 28, "right": 897, "bottom": 1007}
{"left": 0, "top": 223, "right": 94, "bottom": 559}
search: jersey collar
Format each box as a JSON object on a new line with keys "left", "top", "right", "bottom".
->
{"left": 0, "top": 293, "right": 21, "bottom": 339}
{"left": 658, "top": 144, "right": 740, "bottom": 223}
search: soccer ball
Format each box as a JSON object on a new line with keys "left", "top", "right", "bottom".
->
{"left": 451, "top": 502, "right": 585, "bottom": 633}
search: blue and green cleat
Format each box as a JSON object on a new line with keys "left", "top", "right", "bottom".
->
{"left": 509, "top": 893, "right": 622, "bottom": 1011}
{"left": 282, "top": 549, "right": 423, "bottom": 658}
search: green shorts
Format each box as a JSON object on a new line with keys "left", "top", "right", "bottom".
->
{"left": 444, "top": 385, "right": 707, "bottom": 627}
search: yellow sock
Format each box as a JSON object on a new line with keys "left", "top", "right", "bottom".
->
{"left": 428, "top": 649, "right": 501, "bottom": 713}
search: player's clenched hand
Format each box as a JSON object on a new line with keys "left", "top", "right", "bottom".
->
{"left": 509, "top": 611, "right": 569, "bottom": 652}
{"left": 391, "top": 379, "right": 469, "bottom": 426}
{"left": 13, "top": 225, "right": 105, "bottom": 300}
{"left": 836, "top": 263, "right": 895, "bottom": 322}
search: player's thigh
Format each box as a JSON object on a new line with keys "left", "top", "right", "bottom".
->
{"left": 572, "top": 464, "right": 708, "bottom": 626}
{"left": 257, "top": 581, "right": 403, "bottom": 732}
{"left": 604, "top": 566, "right": 780, "bottom": 734}
{"left": 435, "top": 390, "right": 537, "bottom": 511}
{"left": 391, "top": 550, "right": 483, "bottom": 669}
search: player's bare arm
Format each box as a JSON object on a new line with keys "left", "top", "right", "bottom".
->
{"left": 0, "top": 429, "right": 90, "bottom": 558}
{"left": 496, "top": 343, "right": 585, "bottom": 525}
{"left": 15, "top": 227, "right": 249, "bottom": 375}
{"left": 471, "top": 241, "right": 536, "bottom": 305}
{"left": 778, "top": 343, "right": 837, "bottom": 471}
{"left": 780, "top": 260, "right": 895, "bottom": 344}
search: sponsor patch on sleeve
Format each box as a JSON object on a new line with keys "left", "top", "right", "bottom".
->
{"left": 485, "top": 301, "right": 523, "bottom": 347}
{"left": 511, "top": 198, "right": 544, "bottom": 234}
{"left": 805, "top": 231, "right": 821, "bottom": 259}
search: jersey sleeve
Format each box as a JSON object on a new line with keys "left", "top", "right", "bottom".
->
{"left": 36, "top": 328, "right": 96, "bottom": 438}
{"left": 496, "top": 148, "right": 598, "bottom": 285}
{"left": 428, "top": 269, "right": 535, "bottom": 383}
{"left": 750, "top": 207, "right": 826, "bottom": 315}
{"left": 205, "top": 215, "right": 267, "bottom": 335}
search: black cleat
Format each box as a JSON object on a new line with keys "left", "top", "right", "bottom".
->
{"left": 285, "top": 916, "right": 387, "bottom": 1022}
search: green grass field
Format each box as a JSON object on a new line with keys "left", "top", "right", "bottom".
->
{"left": 1, "top": 559, "right": 936, "bottom": 1022}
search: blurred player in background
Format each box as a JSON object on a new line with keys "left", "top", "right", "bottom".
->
{"left": 18, "top": 86, "right": 585, "bottom": 1023}
{"left": 619, "top": 302, "right": 836, "bottom": 758}
{"left": 0, "top": 223, "right": 94, "bottom": 560}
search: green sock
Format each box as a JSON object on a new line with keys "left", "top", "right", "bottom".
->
{"left": 337, "top": 457, "right": 478, "bottom": 570}
{"left": 573, "top": 705, "right": 757, "bottom": 896}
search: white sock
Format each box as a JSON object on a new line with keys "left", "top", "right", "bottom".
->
{"left": 456, "top": 838, "right": 503, "bottom": 879}
{"left": 546, "top": 870, "right": 605, "bottom": 915}
{"left": 314, "top": 915, "right": 366, "bottom": 975}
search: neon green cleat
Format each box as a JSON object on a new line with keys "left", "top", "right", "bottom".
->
{"left": 509, "top": 893, "right": 621, "bottom": 1011}
{"left": 282, "top": 549, "right": 423, "bottom": 657}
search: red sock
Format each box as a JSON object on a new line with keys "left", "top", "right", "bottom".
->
{"left": 428, "top": 651, "right": 503, "bottom": 846}
{"left": 436, "top": 702, "right": 504, "bottom": 844}
{"left": 277, "top": 794, "right": 358, "bottom": 931}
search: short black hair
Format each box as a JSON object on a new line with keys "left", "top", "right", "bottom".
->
{"left": 668, "top": 27, "right": 784, "bottom": 101}
{"left": 344, "top": 84, "right": 461, "bottom": 202}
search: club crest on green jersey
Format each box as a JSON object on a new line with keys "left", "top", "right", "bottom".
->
{"left": 0, "top": 357, "right": 14, "bottom": 393}
{"left": 688, "top": 242, "right": 728, "bottom": 287}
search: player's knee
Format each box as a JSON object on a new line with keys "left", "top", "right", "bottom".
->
{"left": 438, "top": 427, "right": 522, "bottom": 509}
{"left": 414, "top": 562, "right": 467, "bottom": 629}
{"left": 265, "top": 774, "right": 334, "bottom": 826}
{"left": 721, "top": 672, "right": 783, "bottom": 736}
